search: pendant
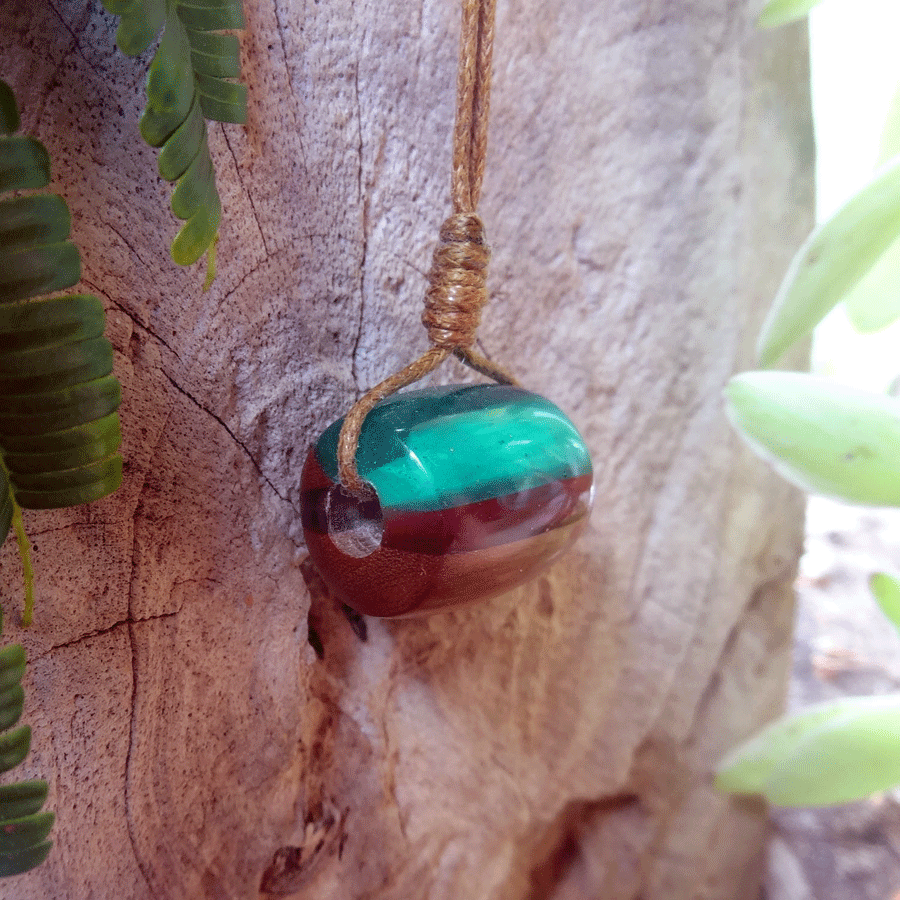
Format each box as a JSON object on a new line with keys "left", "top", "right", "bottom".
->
{"left": 300, "top": 384, "right": 593, "bottom": 617}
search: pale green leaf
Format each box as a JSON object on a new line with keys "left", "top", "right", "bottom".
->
{"left": 716, "top": 697, "right": 869, "bottom": 797}
{"left": 878, "top": 84, "right": 900, "bottom": 167}
{"left": 772, "top": 698, "right": 900, "bottom": 805}
{"left": 842, "top": 85, "right": 900, "bottom": 333}
{"left": 757, "top": 0, "right": 826, "bottom": 28}
{"left": 725, "top": 372, "right": 900, "bottom": 505}
{"left": 757, "top": 156, "right": 900, "bottom": 366}
{"left": 871, "top": 572, "right": 900, "bottom": 634}
{"left": 843, "top": 236, "right": 900, "bottom": 333}
{"left": 717, "top": 695, "right": 900, "bottom": 806}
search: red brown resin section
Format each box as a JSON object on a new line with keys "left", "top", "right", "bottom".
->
{"left": 301, "top": 448, "right": 592, "bottom": 617}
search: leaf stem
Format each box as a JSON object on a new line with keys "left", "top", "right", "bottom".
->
{"left": 12, "top": 500, "right": 34, "bottom": 628}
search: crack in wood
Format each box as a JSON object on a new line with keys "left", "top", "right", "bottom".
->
{"left": 120, "top": 460, "right": 159, "bottom": 898}
{"left": 33, "top": 607, "right": 182, "bottom": 662}
{"left": 82, "top": 278, "right": 182, "bottom": 360}
{"left": 221, "top": 126, "right": 270, "bottom": 256}
{"left": 271, "top": 2, "right": 308, "bottom": 173}
{"left": 99, "top": 217, "right": 154, "bottom": 272}
{"left": 162, "top": 371, "right": 297, "bottom": 512}
{"left": 124, "top": 617, "right": 156, "bottom": 898}
{"left": 218, "top": 252, "right": 279, "bottom": 306}
{"left": 47, "top": 0, "right": 101, "bottom": 76}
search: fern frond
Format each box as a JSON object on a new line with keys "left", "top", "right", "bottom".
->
{"left": 105, "top": 0, "right": 166, "bottom": 56}
{"left": 0, "top": 83, "right": 123, "bottom": 523}
{"left": 0, "top": 78, "right": 134, "bottom": 877}
{"left": 101, "top": 0, "right": 247, "bottom": 267}
{"left": 0, "top": 608, "right": 53, "bottom": 877}
{"left": 0, "top": 77, "right": 123, "bottom": 630}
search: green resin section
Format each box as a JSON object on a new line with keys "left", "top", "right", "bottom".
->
{"left": 316, "top": 384, "right": 593, "bottom": 513}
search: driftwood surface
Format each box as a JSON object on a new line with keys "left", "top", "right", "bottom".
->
{"left": 1, "top": 2, "right": 812, "bottom": 898}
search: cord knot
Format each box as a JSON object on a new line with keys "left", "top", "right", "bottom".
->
{"left": 422, "top": 213, "right": 490, "bottom": 349}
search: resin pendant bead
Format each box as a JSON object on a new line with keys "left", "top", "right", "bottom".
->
{"left": 300, "top": 384, "right": 594, "bottom": 618}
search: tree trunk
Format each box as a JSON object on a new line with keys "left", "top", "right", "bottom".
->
{"left": 1, "top": 1, "right": 813, "bottom": 898}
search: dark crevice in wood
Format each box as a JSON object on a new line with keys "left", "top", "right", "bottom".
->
{"left": 307, "top": 620, "right": 325, "bottom": 659}
{"left": 525, "top": 793, "right": 642, "bottom": 900}
{"left": 340, "top": 603, "right": 367, "bottom": 641}
{"left": 259, "top": 806, "right": 345, "bottom": 896}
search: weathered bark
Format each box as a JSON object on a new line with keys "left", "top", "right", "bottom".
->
{"left": 0, "top": 1, "right": 812, "bottom": 898}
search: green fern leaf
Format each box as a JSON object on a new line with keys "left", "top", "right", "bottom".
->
{"left": 102, "top": 0, "right": 246, "bottom": 268}
{"left": 0, "top": 811, "right": 54, "bottom": 855}
{"left": 0, "top": 83, "right": 123, "bottom": 523}
{"left": 0, "top": 647, "right": 24, "bottom": 693}
{"left": 0, "top": 842, "right": 52, "bottom": 878}
{"left": 0, "top": 616, "right": 52, "bottom": 878}
{"left": 0, "top": 83, "right": 19, "bottom": 135}
{"left": 0, "top": 686, "right": 24, "bottom": 732}
{"left": 113, "top": 0, "right": 166, "bottom": 56}
{"left": 0, "top": 79, "right": 124, "bottom": 631}
{"left": 0, "top": 782, "right": 48, "bottom": 822}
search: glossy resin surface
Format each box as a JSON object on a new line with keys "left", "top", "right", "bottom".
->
{"left": 301, "top": 384, "right": 593, "bottom": 617}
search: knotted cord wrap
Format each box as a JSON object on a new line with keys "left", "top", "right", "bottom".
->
{"left": 422, "top": 212, "right": 489, "bottom": 350}
{"left": 337, "top": 0, "right": 516, "bottom": 499}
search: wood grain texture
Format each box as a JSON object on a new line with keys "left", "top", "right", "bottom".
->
{"left": 0, "top": 1, "right": 812, "bottom": 898}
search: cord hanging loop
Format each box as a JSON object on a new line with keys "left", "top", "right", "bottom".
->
{"left": 336, "top": 0, "right": 513, "bottom": 499}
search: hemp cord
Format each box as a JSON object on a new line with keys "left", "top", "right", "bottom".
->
{"left": 337, "top": 0, "right": 517, "bottom": 498}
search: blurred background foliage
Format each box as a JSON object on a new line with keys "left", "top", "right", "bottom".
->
{"left": 717, "top": 0, "right": 900, "bottom": 809}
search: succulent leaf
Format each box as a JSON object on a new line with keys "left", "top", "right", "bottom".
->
{"left": 0, "top": 79, "right": 146, "bottom": 878}
{"left": 843, "top": 86, "right": 900, "bottom": 333}
{"left": 716, "top": 695, "right": 900, "bottom": 806}
{"left": 756, "top": 0, "right": 826, "bottom": 28}
{"left": 0, "top": 812, "right": 54, "bottom": 855}
{"left": 757, "top": 156, "right": 900, "bottom": 365}
{"left": 871, "top": 573, "right": 900, "bottom": 634}
{"left": 0, "top": 84, "right": 124, "bottom": 565}
{"left": 113, "top": 0, "right": 166, "bottom": 55}
{"left": 842, "top": 238, "right": 900, "bottom": 334}
{"left": 0, "top": 685, "right": 24, "bottom": 732}
{"left": 726, "top": 372, "right": 900, "bottom": 505}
